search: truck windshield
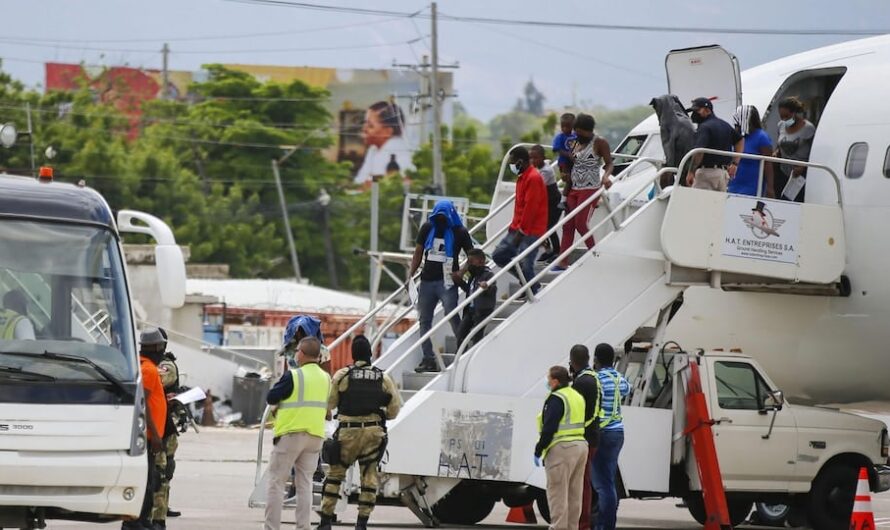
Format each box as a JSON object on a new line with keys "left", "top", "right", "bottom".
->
{"left": 0, "top": 219, "right": 136, "bottom": 384}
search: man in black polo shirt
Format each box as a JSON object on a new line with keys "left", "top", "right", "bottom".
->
{"left": 684, "top": 97, "right": 744, "bottom": 191}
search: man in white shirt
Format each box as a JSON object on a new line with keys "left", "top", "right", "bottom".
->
{"left": 353, "top": 101, "right": 415, "bottom": 185}
{"left": 1, "top": 290, "right": 35, "bottom": 340}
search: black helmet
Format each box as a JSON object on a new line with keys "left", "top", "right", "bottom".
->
{"left": 140, "top": 327, "right": 166, "bottom": 349}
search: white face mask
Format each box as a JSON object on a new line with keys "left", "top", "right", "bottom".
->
{"left": 509, "top": 163, "right": 520, "bottom": 175}
{"left": 780, "top": 118, "right": 796, "bottom": 128}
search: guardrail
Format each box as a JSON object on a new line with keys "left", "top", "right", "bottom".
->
{"left": 451, "top": 166, "right": 675, "bottom": 391}
{"left": 139, "top": 319, "right": 270, "bottom": 372}
{"left": 675, "top": 148, "right": 843, "bottom": 205}
{"left": 380, "top": 155, "right": 664, "bottom": 374}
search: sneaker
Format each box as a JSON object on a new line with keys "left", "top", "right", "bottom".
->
{"left": 166, "top": 509, "right": 181, "bottom": 518}
{"left": 414, "top": 359, "right": 440, "bottom": 373}
{"left": 550, "top": 265, "right": 567, "bottom": 273}
{"left": 537, "top": 251, "right": 555, "bottom": 262}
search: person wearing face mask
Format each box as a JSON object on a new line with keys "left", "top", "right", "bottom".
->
{"left": 729, "top": 105, "right": 775, "bottom": 198}
{"left": 684, "top": 97, "right": 744, "bottom": 192}
{"left": 453, "top": 249, "right": 497, "bottom": 350}
{"left": 568, "top": 345, "right": 603, "bottom": 530}
{"left": 534, "top": 365, "right": 588, "bottom": 530}
{"left": 774, "top": 96, "right": 816, "bottom": 202}
{"left": 553, "top": 113, "right": 613, "bottom": 271}
{"left": 409, "top": 200, "right": 474, "bottom": 373}
{"left": 492, "top": 146, "right": 548, "bottom": 295}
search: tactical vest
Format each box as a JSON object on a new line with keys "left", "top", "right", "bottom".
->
{"left": 338, "top": 364, "right": 390, "bottom": 418}
{"left": 161, "top": 352, "right": 181, "bottom": 393}
{"left": 274, "top": 363, "right": 331, "bottom": 438}
{"left": 537, "top": 386, "right": 586, "bottom": 459}
{"left": 0, "top": 309, "right": 24, "bottom": 340}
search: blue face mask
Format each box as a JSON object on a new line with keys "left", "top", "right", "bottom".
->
{"left": 545, "top": 381, "right": 552, "bottom": 392}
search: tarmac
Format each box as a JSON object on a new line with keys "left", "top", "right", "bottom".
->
{"left": 55, "top": 426, "right": 890, "bottom": 529}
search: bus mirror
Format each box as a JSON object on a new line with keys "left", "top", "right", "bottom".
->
{"left": 155, "top": 244, "right": 186, "bottom": 308}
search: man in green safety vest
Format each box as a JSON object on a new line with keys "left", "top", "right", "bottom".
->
{"left": 592, "top": 343, "right": 630, "bottom": 530}
{"left": 0, "top": 290, "right": 35, "bottom": 340}
{"left": 534, "top": 365, "right": 588, "bottom": 530}
{"left": 569, "top": 344, "right": 604, "bottom": 530}
{"left": 264, "top": 336, "right": 332, "bottom": 530}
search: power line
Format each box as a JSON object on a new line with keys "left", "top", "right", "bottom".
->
{"left": 0, "top": 37, "right": 416, "bottom": 55}
{"left": 226, "top": 0, "right": 890, "bottom": 36}
{"left": 0, "top": 18, "right": 403, "bottom": 44}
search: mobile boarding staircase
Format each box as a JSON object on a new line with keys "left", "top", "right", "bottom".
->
{"left": 251, "top": 147, "right": 848, "bottom": 525}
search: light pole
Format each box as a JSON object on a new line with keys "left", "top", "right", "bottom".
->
{"left": 317, "top": 188, "right": 339, "bottom": 289}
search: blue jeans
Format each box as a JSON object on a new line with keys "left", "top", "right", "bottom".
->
{"left": 417, "top": 279, "right": 459, "bottom": 360}
{"left": 591, "top": 429, "right": 624, "bottom": 530}
{"left": 492, "top": 231, "right": 539, "bottom": 294}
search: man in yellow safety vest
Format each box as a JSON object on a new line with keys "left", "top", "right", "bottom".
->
{"left": 0, "top": 290, "right": 35, "bottom": 340}
{"left": 264, "top": 336, "right": 332, "bottom": 530}
{"left": 534, "top": 365, "right": 588, "bottom": 530}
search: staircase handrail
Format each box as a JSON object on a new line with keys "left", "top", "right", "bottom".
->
{"left": 452, "top": 167, "right": 676, "bottom": 391}
{"left": 675, "top": 148, "right": 843, "bottom": 206}
{"left": 326, "top": 191, "right": 517, "bottom": 353}
{"left": 381, "top": 156, "right": 664, "bottom": 374}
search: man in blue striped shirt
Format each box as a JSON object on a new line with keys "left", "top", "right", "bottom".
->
{"left": 591, "top": 343, "right": 630, "bottom": 530}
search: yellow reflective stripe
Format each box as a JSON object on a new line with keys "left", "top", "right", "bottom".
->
{"left": 278, "top": 368, "right": 328, "bottom": 408}
{"left": 555, "top": 394, "right": 584, "bottom": 431}
{"left": 599, "top": 371, "right": 623, "bottom": 428}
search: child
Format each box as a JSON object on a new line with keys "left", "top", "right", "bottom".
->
{"left": 530, "top": 144, "right": 560, "bottom": 263}
{"left": 552, "top": 113, "right": 576, "bottom": 208}
{"left": 455, "top": 249, "right": 497, "bottom": 350}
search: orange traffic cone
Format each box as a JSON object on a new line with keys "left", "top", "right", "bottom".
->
{"left": 506, "top": 503, "right": 537, "bottom": 524}
{"left": 850, "top": 467, "right": 876, "bottom": 530}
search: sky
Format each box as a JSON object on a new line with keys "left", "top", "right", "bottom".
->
{"left": 2, "top": 0, "right": 890, "bottom": 121}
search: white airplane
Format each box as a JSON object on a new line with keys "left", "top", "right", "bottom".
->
{"left": 609, "top": 36, "right": 890, "bottom": 405}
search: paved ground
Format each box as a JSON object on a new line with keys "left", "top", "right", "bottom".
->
{"left": 54, "top": 426, "right": 890, "bottom": 530}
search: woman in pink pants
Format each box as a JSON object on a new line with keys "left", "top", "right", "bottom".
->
{"left": 555, "top": 113, "right": 613, "bottom": 270}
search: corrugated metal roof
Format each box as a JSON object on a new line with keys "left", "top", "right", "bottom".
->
{"left": 186, "top": 279, "right": 399, "bottom": 316}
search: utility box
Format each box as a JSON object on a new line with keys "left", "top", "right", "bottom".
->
{"left": 232, "top": 374, "right": 271, "bottom": 425}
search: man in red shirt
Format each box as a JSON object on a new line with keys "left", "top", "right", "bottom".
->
{"left": 492, "top": 145, "right": 548, "bottom": 294}
{"left": 124, "top": 328, "right": 167, "bottom": 530}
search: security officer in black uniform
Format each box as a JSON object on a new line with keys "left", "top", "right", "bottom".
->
{"left": 317, "top": 336, "right": 401, "bottom": 530}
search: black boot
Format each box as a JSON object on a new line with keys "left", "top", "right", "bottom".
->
{"left": 414, "top": 358, "right": 440, "bottom": 373}
{"left": 166, "top": 509, "right": 181, "bottom": 518}
{"left": 355, "top": 515, "right": 369, "bottom": 530}
{"left": 316, "top": 513, "right": 334, "bottom": 530}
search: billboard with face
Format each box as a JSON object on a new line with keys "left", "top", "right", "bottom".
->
{"left": 223, "top": 65, "right": 453, "bottom": 186}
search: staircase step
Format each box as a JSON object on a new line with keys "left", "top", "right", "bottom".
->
{"left": 441, "top": 353, "right": 455, "bottom": 366}
{"left": 402, "top": 371, "right": 438, "bottom": 391}
{"left": 444, "top": 335, "right": 457, "bottom": 353}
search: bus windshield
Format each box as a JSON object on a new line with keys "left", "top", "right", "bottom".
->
{"left": 0, "top": 219, "right": 136, "bottom": 383}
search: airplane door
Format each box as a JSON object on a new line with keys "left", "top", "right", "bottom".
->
{"left": 666, "top": 45, "right": 742, "bottom": 119}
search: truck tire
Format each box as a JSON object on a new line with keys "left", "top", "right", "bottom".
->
{"left": 752, "top": 503, "right": 789, "bottom": 526}
{"left": 432, "top": 482, "right": 497, "bottom": 525}
{"left": 807, "top": 463, "right": 858, "bottom": 530}
{"left": 684, "top": 495, "right": 752, "bottom": 526}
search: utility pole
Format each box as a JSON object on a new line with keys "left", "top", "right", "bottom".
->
{"left": 161, "top": 43, "right": 170, "bottom": 100}
{"left": 25, "top": 102, "right": 35, "bottom": 177}
{"left": 271, "top": 159, "right": 302, "bottom": 282}
{"left": 430, "top": 2, "right": 444, "bottom": 194}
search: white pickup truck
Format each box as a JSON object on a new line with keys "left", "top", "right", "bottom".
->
{"left": 618, "top": 349, "right": 890, "bottom": 529}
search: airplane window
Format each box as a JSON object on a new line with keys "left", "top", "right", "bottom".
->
{"left": 845, "top": 143, "right": 868, "bottom": 179}
{"left": 884, "top": 147, "right": 890, "bottom": 178}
